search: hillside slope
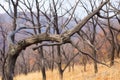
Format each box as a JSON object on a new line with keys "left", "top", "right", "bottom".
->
{"left": 1, "top": 59, "right": 120, "bottom": 80}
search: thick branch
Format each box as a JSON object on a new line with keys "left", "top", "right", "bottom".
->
{"left": 61, "top": 0, "right": 109, "bottom": 38}
{"left": 8, "top": 27, "right": 46, "bottom": 44}
{"left": 17, "top": 33, "right": 62, "bottom": 48}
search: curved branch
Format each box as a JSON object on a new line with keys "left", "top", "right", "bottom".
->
{"left": 8, "top": 33, "right": 62, "bottom": 56}
{"left": 97, "top": 11, "right": 118, "bottom": 19}
{"left": 7, "top": 0, "right": 109, "bottom": 58}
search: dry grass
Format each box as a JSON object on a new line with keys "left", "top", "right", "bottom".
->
{"left": 1, "top": 59, "right": 120, "bottom": 80}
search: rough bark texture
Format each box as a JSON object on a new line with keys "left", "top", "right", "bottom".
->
{"left": 2, "top": 33, "right": 62, "bottom": 80}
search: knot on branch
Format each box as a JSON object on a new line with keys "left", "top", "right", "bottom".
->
{"left": 17, "top": 40, "right": 26, "bottom": 50}
{"left": 60, "top": 30, "right": 72, "bottom": 43}
{"left": 61, "top": 36, "right": 70, "bottom": 43}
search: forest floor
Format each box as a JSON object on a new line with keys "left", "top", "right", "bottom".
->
{"left": 0, "top": 59, "right": 120, "bottom": 80}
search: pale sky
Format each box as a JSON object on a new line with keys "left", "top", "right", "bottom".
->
{"left": 0, "top": 0, "right": 119, "bottom": 19}
{"left": 0, "top": 0, "right": 9, "bottom": 13}
{"left": 0, "top": 0, "right": 86, "bottom": 19}
{"left": 0, "top": 0, "right": 78, "bottom": 13}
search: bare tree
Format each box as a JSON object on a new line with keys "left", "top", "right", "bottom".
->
{"left": 0, "top": 0, "right": 111, "bottom": 80}
{"left": 0, "top": 26, "right": 8, "bottom": 80}
{"left": 97, "top": 1, "right": 120, "bottom": 66}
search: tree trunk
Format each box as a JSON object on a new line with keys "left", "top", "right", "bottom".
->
{"left": 41, "top": 63, "right": 46, "bottom": 80}
{"left": 56, "top": 46, "right": 63, "bottom": 80}
{"left": 51, "top": 46, "right": 54, "bottom": 71}
{"left": 38, "top": 47, "right": 46, "bottom": 80}
{"left": 58, "top": 63, "right": 63, "bottom": 80}
{"left": 110, "top": 47, "right": 115, "bottom": 66}
{"left": 59, "top": 71, "right": 63, "bottom": 80}
{"left": 2, "top": 52, "right": 19, "bottom": 80}
{"left": 82, "top": 56, "right": 87, "bottom": 72}
{"left": 72, "top": 61, "right": 75, "bottom": 71}
{"left": 117, "top": 46, "right": 120, "bottom": 58}
{"left": 2, "top": 57, "right": 5, "bottom": 80}
{"left": 93, "top": 49, "right": 98, "bottom": 73}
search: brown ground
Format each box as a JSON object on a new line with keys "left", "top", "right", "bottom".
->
{"left": 1, "top": 59, "right": 120, "bottom": 80}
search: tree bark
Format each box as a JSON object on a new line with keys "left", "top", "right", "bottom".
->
{"left": 2, "top": 45, "right": 19, "bottom": 80}
{"left": 110, "top": 46, "right": 115, "bottom": 66}
{"left": 51, "top": 46, "right": 54, "bottom": 71}
{"left": 57, "top": 46, "right": 63, "bottom": 80}
{"left": 93, "top": 49, "right": 98, "bottom": 73}
{"left": 38, "top": 47, "right": 46, "bottom": 80}
{"left": 82, "top": 55, "right": 87, "bottom": 72}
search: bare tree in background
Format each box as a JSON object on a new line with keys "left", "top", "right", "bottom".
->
{"left": 0, "top": 0, "right": 115, "bottom": 80}
{"left": 18, "top": 0, "right": 47, "bottom": 79}
{"left": 97, "top": 1, "right": 120, "bottom": 66}
{"left": 0, "top": 26, "right": 8, "bottom": 80}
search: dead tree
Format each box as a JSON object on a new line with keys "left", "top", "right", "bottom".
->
{"left": 0, "top": 0, "right": 110, "bottom": 80}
